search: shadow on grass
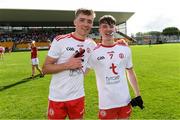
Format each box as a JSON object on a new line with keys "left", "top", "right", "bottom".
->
{"left": 0, "top": 74, "right": 43, "bottom": 91}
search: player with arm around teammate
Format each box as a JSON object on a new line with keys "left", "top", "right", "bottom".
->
{"left": 42, "top": 8, "right": 96, "bottom": 119}
{"left": 87, "top": 15, "right": 144, "bottom": 119}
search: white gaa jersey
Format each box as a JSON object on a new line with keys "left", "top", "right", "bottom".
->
{"left": 88, "top": 43, "right": 133, "bottom": 109}
{"left": 48, "top": 33, "right": 96, "bottom": 101}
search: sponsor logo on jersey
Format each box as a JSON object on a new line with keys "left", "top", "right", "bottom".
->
{"left": 107, "top": 51, "right": 115, "bottom": 54}
{"left": 97, "top": 56, "right": 105, "bottom": 60}
{"left": 69, "top": 69, "right": 82, "bottom": 76}
{"left": 110, "top": 63, "right": 118, "bottom": 74}
{"left": 106, "top": 75, "right": 120, "bottom": 84}
{"left": 66, "top": 47, "right": 75, "bottom": 51}
{"left": 77, "top": 44, "right": 84, "bottom": 47}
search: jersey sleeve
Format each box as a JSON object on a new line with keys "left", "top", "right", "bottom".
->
{"left": 48, "top": 38, "right": 62, "bottom": 59}
{"left": 126, "top": 47, "right": 133, "bottom": 69}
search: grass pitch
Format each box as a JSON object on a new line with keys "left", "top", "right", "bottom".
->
{"left": 0, "top": 43, "right": 180, "bottom": 119}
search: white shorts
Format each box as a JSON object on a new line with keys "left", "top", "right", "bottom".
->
{"left": 31, "top": 58, "right": 39, "bottom": 65}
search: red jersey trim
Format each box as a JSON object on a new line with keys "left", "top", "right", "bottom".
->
{"left": 55, "top": 33, "right": 71, "bottom": 41}
{"left": 126, "top": 66, "right": 133, "bottom": 70}
{"left": 70, "top": 33, "right": 85, "bottom": 42}
{"left": 54, "top": 33, "right": 85, "bottom": 42}
{"left": 101, "top": 43, "right": 116, "bottom": 48}
{"left": 93, "top": 43, "right": 101, "bottom": 50}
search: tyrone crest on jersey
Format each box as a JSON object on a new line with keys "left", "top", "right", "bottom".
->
{"left": 86, "top": 47, "right": 91, "bottom": 53}
{"left": 119, "top": 53, "right": 125, "bottom": 59}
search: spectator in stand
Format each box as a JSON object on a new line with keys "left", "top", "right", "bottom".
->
{"left": 30, "top": 41, "right": 43, "bottom": 78}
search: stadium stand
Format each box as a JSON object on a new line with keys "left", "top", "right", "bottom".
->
{"left": 0, "top": 9, "right": 136, "bottom": 51}
{"left": 0, "top": 29, "right": 135, "bottom": 51}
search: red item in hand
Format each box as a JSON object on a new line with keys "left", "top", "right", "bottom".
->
{"left": 74, "top": 49, "right": 85, "bottom": 58}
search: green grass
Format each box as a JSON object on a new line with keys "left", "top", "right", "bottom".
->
{"left": 0, "top": 43, "right": 180, "bottom": 119}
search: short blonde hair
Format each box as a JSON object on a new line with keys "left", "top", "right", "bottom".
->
{"left": 75, "top": 8, "right": 96, "bottom": 19}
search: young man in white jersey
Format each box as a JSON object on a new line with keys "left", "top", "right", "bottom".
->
{"left": 42, "top": 8, "right": 96, "bottom": 119}
{"left": 88, "top": 15, "right": 144, "bottom": 119}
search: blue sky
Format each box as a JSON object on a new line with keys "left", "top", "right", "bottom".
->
{"left": 0, "top": 0, "right": 180, "bottom": 35}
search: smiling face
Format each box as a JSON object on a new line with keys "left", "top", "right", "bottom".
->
{"left": 99, "top": 15, "right": 116, "bottom": 45}
{"left": 99, "top": 23, "right": 116, "bottom": 41}
{"left": 73, "top": 8, "right": 95, "bottom": 39}
{"left": 74, "top": 13, "right": 94, "bottom": 38}
{"left": 99, "top": 15, "right": 116, "bottom": 41}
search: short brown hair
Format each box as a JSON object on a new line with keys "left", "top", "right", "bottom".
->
{"left": 75, "top": 8, "right": 96, "bottom": 18}
{"left": 99, "top": 15, "right": 116, "bottom": 25}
